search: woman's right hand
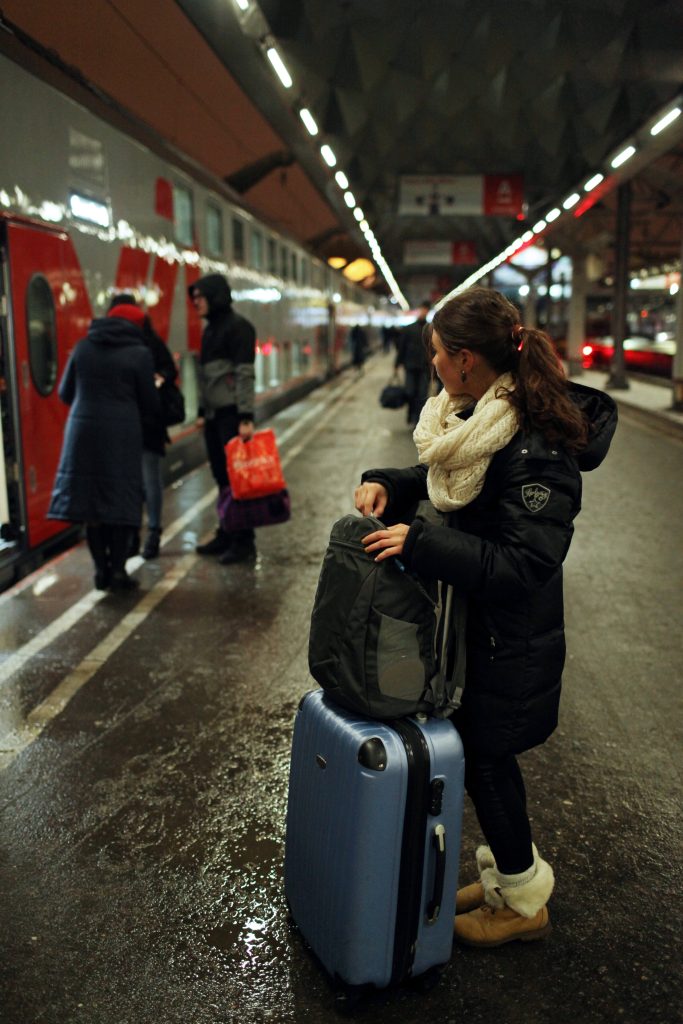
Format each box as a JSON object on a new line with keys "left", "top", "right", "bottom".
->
{"left": 354, "top": 482, "right": 389, "bottom": 518}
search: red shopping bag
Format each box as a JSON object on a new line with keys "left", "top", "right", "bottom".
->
{"left": 225, "top": 429, "right": 286, "bottom": 500}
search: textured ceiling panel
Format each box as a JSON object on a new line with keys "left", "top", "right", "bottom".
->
{"left": 249, "top": 0, "right": 683, "bottom": 290}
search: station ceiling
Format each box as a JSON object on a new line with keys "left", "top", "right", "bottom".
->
{"left": 3, "top": 0, "right": 683, "bottom": 305}
{"left": 178, "top": 0, "right": 683, "bottom": 301}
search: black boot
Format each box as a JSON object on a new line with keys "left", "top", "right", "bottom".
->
{"left": 107, "top": 525, "right": 139, "bottom": 591}
{"left": 86, "top": 524, "right": 111, "bottom": 589}
{"left": 142, "top": 528, "right": 161, "bottom": 560}
{"left": 218, "top": 533, "right": 256, "bottom": 564}
{"left": 196, "top": 528, "right": 232, "bottom": 555}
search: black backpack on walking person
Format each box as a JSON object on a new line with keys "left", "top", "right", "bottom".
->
{"left": 308, "top": 514, "right": 465, "bottom": 721}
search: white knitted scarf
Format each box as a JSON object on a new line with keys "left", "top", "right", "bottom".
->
{"left": 413, "top": 373, "right": 519, "bottom": 511}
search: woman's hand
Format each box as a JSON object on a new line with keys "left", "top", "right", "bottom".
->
{"left": 362, "top": 523, "right": 410, "bottom": 562}
{"left": 354, "top": 482, "right": 389, "bottom": 517}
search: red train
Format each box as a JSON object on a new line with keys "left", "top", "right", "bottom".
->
{"left": 0, "top": 46, "right": 383, "bottom": 588}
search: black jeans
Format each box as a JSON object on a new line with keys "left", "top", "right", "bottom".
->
{"left": 464, "top": 752, "right": 534, "bottom": 875}
{"left": 204, "top": 407, "right": 254, "bottom": 543}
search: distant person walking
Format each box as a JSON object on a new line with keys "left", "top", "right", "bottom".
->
{"left": 349, "top": 323, "right": 368, "bottom": 374}
{"left": 395, "top": 300, "right": 432, "bottom": 425}
{"left": 107, "top": 294, "right": 179, "bottom": 561}
{"left": 190, "top": 273, "right": 257, "bottom": 565}
{"left": 48, "top": 302, "right": 160, "bottom": 590}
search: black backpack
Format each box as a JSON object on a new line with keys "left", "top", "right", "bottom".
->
{"left": 308, "top": 513, "right": 464, "bottom": 720}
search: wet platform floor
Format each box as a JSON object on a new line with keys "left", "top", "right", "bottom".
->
{"left": 0, "top": 355, "right": 682, "bottom": 1024}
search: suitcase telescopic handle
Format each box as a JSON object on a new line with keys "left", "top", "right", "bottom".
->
{"left": 426, "top": 823, "right": 446, "bottom": 924}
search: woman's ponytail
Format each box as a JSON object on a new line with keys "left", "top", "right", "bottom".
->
{"left": 509, "top": 327, "right": 588, "bottom": 451}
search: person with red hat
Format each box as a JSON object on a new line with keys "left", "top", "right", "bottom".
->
{"left": 48, "top": 301, "right": 161, "bottom": 590}
{"left": 107, "top": 293, "right": 180, "bottom": 561}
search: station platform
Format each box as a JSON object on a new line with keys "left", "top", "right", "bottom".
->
{"left": 1, "top": 354, "right": 681, "bottom": 1024}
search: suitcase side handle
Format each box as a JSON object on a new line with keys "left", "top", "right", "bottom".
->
{"left": 426, "top": 823, "right": 446, "bottom": 924}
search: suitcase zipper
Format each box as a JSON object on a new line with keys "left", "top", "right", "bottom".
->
{"left": 387, "top": 718, "right": 431, "bottom": 985}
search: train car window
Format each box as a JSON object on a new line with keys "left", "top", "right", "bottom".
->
{"left": 290, "top": 252, "right": 298, "bottom": 284}
{"left": 25, "top": 275, "right": 58, "bottom": 396}
{"left": 268, "top": 238, "right": 278, "bottom": 275}
{"left": 173, "top": 185, "right": 194, "bottom": 246}
{"left": 233, "top": 218, "right": 245, "bottom": 262}
{"left": 206, "top": 203, "right": 223, "bottom": 256}
{"left": 280, "top": 245, "right": 289, "bottom": 280}
{"left": 300, "top": 257, "right": 309, "bottom": 286}
{"left": 252, "top": 230, "right": 263, "bottom": 270}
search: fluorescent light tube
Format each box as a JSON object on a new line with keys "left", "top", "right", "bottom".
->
{"left": 299, "top": 108, "right": 319, "bottom": 135}
{"left": 611, "top": 146, "right": 636, "bottom": 168}
{"left": 266, "top": 47, "right": 292, "bottom": 88}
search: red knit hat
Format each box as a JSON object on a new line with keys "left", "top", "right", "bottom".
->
{"left": 107, "top": 303, "right": 145, "bottom": 326}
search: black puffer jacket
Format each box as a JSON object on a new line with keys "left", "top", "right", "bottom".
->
{"left": 189, "top": 273, "right": 256, "bottom": 420}
{"left": 362, "top": 382, "right": 617, "bottom": 756}
{"left": 48, "top": 318, "right": 160, "bottom": 526}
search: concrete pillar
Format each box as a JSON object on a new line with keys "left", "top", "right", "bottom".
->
{"left": 608, "top": 181, "right": 631, "bottom": 389}
{"left": 567, "top": 253, "right": 587, "bottom": 377}
{"left": 524, "top": 282, "right": 537, "bottom": 327}
{"left": 545, "top": 251, "right": 554, "bottom": 329}
{"left": 671, "top": 223, "right": 683, "bottom": 410}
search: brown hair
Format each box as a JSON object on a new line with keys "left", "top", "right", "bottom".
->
{"left": 427, "top": 286, "right": 588, "bottom": 451}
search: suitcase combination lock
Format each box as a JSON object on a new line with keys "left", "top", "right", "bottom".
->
{"left": 429, "top": 778, "right": 444, "bottom": 815}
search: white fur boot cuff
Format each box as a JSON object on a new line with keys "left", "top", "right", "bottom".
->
{"left": 481, "top": 850, "right": 554, "bottom": 918}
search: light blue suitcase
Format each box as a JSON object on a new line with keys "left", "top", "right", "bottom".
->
{"left": 284, "top": 689, "right": 464, "bottom": 991}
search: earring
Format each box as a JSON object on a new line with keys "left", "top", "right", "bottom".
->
{"left": 460, "top": 370, "right": 467, "bottom": 383}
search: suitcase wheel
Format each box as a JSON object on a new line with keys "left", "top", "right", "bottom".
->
{"left": 410, "top": 965, "right": 444, "bottom": 994}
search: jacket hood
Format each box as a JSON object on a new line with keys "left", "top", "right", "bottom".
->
{"left": 188, "top": 273, "right": 232, "bottom": 315}
{"left": 569, "top": 381, "right": 618, "bottom": 471}
{"left": 87, "top": 317, "right": 145, "bottom": 346}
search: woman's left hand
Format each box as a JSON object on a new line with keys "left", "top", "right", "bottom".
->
{"left": 362, "top": 523, "right": 410, "bottom": 562}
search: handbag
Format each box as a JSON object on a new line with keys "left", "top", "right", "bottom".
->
{"left": 159, "top": 379, "right": 185, "bottom": 426}
{"left": 225, "top": 429, "right": 286, "bottom": 500}
{"left": 379, "top": 378, "right": 408, "bottom": 409}
{"left": 217, "top": 485, "right": 291, "bottom": 532}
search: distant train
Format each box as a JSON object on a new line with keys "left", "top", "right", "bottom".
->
{"left": 0, "top": 41, "right": 386, "bottom": 586}
{"left": 581, "top": 335, "right": 675, "bottom": 377}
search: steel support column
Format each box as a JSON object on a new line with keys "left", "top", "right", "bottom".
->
{"left": 608, "top": 182, "right": 631, "bottom": 389}
{"left": 671, "top": 222, "right": 683, "bottom": 410}
{"left": 567, "top": 253, "right": 587, "bottom": 377}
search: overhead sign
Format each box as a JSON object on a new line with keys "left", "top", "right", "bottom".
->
{"left": 404, "top": 240, "right": 478, "bottom": 266}
{"left": 399, "top": 175, "right": 523, "bottom": 217}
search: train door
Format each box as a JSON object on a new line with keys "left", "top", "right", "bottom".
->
{"left": 1, "top": 217, "right": 91, "bottom": 556}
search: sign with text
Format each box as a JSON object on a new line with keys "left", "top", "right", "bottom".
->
{"left": 399, "top": 175, "right": 523, "bottom": 217}
{"left": 404, "top": 240, "right": 478, "bottom": 266}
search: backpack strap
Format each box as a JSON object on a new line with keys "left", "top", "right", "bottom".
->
{"left": 427, "top": 582, "right": 467, "bottom": 718}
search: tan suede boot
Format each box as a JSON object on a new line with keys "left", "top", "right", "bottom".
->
{"left": 456, "top": 881, "right": 485, "bottom": 914}
{"left": 454, "top": 904, "right": 551, "bottom": 947}
{"left": 455, "top": 849, "right": 555, "bottom": 948}
{"left": 455, "top": 845, "right": 495, "bottom": 914}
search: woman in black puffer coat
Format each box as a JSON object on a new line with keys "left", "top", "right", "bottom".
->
{"left": 355, "top": 287, "right": 617, "bottom": 948}
{"left": 48, "top": 304, "right": 160, "bottom": 590}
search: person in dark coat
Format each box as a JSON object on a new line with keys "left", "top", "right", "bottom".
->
{"left": 395, "top": 300, "right": 432, "bottom": 425}
{"left": 48, "top": 303, "right": 160, "bottom": 590}
{"left": 189, "top": 273, "right": 257, "bottom": 564}
{"left": 349, "top": 323, "right": 368, "bottom": 374}
{"left": 354, "top": 287, "right": 617, "bottom": 948}
{"left": 107, "top": 294, "right": 180, "bottom": 561}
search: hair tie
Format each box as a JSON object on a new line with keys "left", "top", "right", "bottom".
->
{"left": 511, "top": 323, "right": 525, "bottom": 350}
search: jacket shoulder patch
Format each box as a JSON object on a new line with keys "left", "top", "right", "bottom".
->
{"left": 521, "top": 483, "right": 550, "bottom": 512}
